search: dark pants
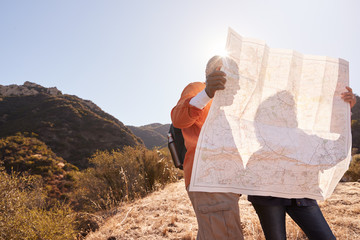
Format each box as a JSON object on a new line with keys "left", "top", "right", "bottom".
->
{"left": 252, "top": 203, "right": 336, "bottom": 240}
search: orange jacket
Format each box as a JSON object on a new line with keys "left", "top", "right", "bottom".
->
{"left": 171, "top": 82, "right": 212, "bottom": 187}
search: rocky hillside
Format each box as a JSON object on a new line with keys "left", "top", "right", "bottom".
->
{"left": 0, "top": 82, "right": 143, "bottom": 169}
{"left": 127, "top": 123, "right": 170, "bottom": 149}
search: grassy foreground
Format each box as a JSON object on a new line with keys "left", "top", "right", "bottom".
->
{"left": 85, "top": 180, "right": 360, "bottom": 240}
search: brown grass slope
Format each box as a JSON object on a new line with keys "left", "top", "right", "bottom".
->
{"left": 86, "top": 180, "right": 360, "bottom": 240}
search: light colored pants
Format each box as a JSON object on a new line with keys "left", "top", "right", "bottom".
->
{"left": 187, "top": 190, "right": 244, "bottom": 240}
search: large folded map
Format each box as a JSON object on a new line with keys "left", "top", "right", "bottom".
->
{"left": 189, "top": 28, "right": 351, "bottom": 200}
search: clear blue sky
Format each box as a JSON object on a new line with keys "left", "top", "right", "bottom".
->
{"left": 1, "top": 0, "right": 359, "bottom": 126}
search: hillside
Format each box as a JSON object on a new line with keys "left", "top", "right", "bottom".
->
{"left": 0, "top": 133, "right": 77, "bottom": 200}
{"left": 0, "top": 82, "right": 143, "bottom": 169}
{"left": 127, "top": 123, "right": 170, "bottom": 149}
{"left": 85, "top": 180, "right": 360, "bottom": 240}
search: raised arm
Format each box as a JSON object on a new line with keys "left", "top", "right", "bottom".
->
{"left": 171, "top": 82, "right": 208, "bottom": 128}
{"left": 171, "top": 58, "right": 227, "bottom": 129}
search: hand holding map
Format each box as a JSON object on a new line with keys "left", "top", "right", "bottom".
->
{"left": 189, "top": 28, "right": 352, "bottom": 200}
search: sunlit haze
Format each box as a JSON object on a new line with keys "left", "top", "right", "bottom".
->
{"left": 0, "top": 0, "right": 359, "bottom": 126}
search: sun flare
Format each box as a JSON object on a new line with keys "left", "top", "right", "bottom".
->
{"left": 216, "top": 48, "right": 229, "bottom": 58}
{"left": 209, "top": 44, "right": 229, "bottom": 58}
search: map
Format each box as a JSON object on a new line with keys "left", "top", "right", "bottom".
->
{"left": 189, "top": 28, "right": 352, "bottom": 200}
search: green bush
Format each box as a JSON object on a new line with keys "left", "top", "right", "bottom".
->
{"left": 72, "top": 146, "right": 181, "bottom": 212}
{"left": 0, "top": 133, "right": 78, "bottom": 201}
{"left": 0, "top": 170, "right": 77, "bottom": 240}
{"left": 0, "top": 133, "right": 66, "bottom": 176}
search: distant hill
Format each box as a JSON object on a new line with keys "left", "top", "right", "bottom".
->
{"left": 127, "top": 123, "right": 170, "bottom": 149}
{"left": 0, "top": 82, "right": 143, "bottom": 169}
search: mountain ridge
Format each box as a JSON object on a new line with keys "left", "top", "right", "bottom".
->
{"left": 127, "top": 123, "right": 170, "bottom": 149}
{"left": 0, "top": 82, "right": 143, "bottom": 169}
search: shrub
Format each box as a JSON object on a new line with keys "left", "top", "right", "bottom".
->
{"left": 0, "top": 133, "right": 65, "bottom": 176}
{"left": 0, "top": 170, "right": 77, "bottom": 240}
{"left": 72, "top": 146, "right": 181, "bottom": 212}
{"left": 343, "top": 154, "right": 360, "bottom": 181}
{"left": 0, "top": 133, "right": 77, "bottom": 201}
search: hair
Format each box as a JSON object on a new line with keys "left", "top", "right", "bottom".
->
{"left": 205, "top": 55, "right": 222, "bottom": 76}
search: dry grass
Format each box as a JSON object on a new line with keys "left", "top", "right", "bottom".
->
{"left": 86, "top": 180, "right": 360, "bottom": 240}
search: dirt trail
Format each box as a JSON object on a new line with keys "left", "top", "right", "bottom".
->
{"left": 86, "top": 180, "right": 360, "bottom": 240}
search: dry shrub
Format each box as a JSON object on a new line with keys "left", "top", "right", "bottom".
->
{"left": 75, "top": 212, "right": 105, "bottom": 238}
{"left": 72, "top": 146, "right": 181, "bottom": 212}
{"left": 343, "top": 154, "right": 360, "bottom": 181}
{"left": 0, "top": 170, "right": 77, "bottom": 240}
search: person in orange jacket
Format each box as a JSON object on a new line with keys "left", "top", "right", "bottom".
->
{"left": 171, "top": 56, "right": 244, "bottom": 240}
{"left": 171, "top": 55, "right": 356, "bottom": 240}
